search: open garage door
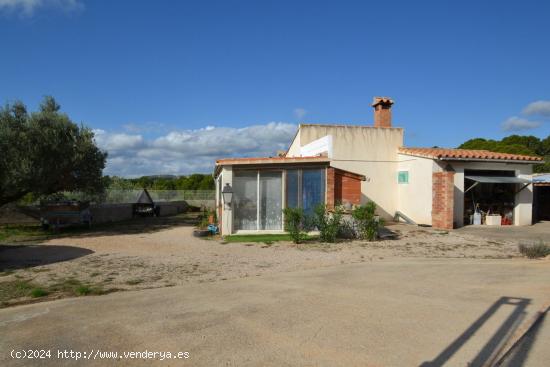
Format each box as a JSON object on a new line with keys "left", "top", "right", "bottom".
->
{"left": 463, "top": 175, "right": 531, "bottom": 226}
{"left": 533, "top": 174, "right": 550, "bottom": 222}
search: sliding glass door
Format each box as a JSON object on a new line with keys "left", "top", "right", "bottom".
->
{"left": 260, "top": 172, "right": 282, "bottom": 230}
{"left": 233, "top": 172, "right": 258, "bottom": 230}
{"left": 233, "top": 171, "right": 283, "bottom": 231}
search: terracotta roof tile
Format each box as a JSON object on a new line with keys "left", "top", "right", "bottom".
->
{"left": 398, "top": 147, "right": 543, "bottom": 162}
{"left": 215, "top": 156, "right": 330, "bottom": 165}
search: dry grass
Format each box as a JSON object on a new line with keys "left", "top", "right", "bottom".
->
{"left": 519, "top": 241, "right": 550, "bottom": 259}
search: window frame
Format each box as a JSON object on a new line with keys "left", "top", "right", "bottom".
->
{"left": 398, "top": 170, "right": 409, "bottom": 184}
{"left": 285, "top": 168, "right": 326, "bottom": 211}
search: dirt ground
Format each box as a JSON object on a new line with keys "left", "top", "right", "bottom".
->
{"left": 1, "top": 218, "right": 547, "bottom": 307}
{"left": 1, "top": 259, "right": 549, "bottom": 367}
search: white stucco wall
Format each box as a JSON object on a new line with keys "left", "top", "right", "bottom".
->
{"left": 286, "top": 130, "right": 301, "bottom": 157}
{"left": 396, "top": 154, "right": 440, "bottom": 225}
{"left": 300, "top": 135, "right": 333, "bottom": 158}
{"left": 220, "top": 166, "right": 233, "bottom": 235}
{"left": 288, "top": 124, "right": 404, "bottom": 219}
{"left": 394, "top": 156, "right": 535, "bottom": 227}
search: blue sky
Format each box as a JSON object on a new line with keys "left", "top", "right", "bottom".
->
{"left": 1, "top": 0, "right": 549, "bottom": 176}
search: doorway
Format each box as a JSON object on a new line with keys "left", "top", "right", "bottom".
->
{"left": 233, "top": 170, "right": 283, "bottom": 231}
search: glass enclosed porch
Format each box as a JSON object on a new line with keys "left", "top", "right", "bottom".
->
{"left": 231, "top": 168, "right": 326, "bottom": 233}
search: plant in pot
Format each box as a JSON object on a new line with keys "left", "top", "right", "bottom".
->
{"left": 193, "top": 210, "right": 212, "bottom": 237}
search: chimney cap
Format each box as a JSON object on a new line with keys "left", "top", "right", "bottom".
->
{"left": 372, "top": 96, "right": 394, "bottom": 107}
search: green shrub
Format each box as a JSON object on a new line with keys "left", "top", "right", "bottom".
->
{"left": 352, "top": 202, "right": 382, "bottom": 241}
{"left": 30, "top": 288, "right": 49, "bottom": 298}
{"left": 519, "top": 241, "right": 550, "bottom": 258}
{"left": 76, "top": 285, "right": 92, "bottom": 295}
{"left": 197, "top": 209, "right": 210, "bottom": 229}
{"left": 313, "top": 204, "right": 343, "bottom": 243}
{"left": 283, "top": 207, "right": 307, "bottom": 244}
{"left": 337, "top": 219, "right": 355, "bottom": 239}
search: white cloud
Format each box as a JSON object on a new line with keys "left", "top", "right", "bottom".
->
{"left": 93, "top": 122, "right": 297, "bottom": 177}
{"left": 0, "top": 0, "right": 83, "bottom": 16}
{"left": 293, "top": 107, "right": 307, "bottom": 120}
{"left": 501, "top": 116, "right": 542, "bottom": 132}
{"left": 523, "top": 100, "right": 550, "bottom": 117}
{"left": 93, "top": 129, "right": 145, "bottom": 151}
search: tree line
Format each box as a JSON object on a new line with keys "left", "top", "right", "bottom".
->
{"left": 458, "top": 135, "right": 550, "bottom": 173}
{"left": 104, "top": 174, "right": 214, "bottom": 191}
{"left": 1, "top": 96, "right": 547, "bottom": 207}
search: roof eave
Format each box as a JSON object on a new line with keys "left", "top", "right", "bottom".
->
{"left": 398, "top": 151, "right": 542, "bottom": 164}
{"left": 438, "top": 157, "right": 543, "bottom": 164}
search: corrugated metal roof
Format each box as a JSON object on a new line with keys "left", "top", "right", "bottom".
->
{"left": 465, "top": 176, "right": 531, "bottom": 184}
{"left": 532, "top": 174, "right": 550, "bottom": 183}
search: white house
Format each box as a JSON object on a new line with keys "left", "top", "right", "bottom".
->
{"left": 214, "top": 97, "right": 543, "bottom": 235}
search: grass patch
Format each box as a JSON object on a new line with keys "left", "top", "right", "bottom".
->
{"left": 76, "top": 285, "right": 92, "bottom": 295}
{"left": 0, "top": 225, "right": 52, "bottom": 244}
{"left": 30, "top": 288, "right": 49, "bottom": 298}
{"left": 0, "top": 223, "right": 98, "bottom": 244}
{"left": 1, "top": 276, "right": 118, "bottom": 307}
{"left": 50, "top": 278, "right": 106, "bottom": 296}
{"left": 224, "top": 234, "right": 315, "bottom": 243}
{"left": 519, "top": 241, "right": 550, "bottom": 259}
{"left": 0, "top": 279, "right": 35, "bottom": 302}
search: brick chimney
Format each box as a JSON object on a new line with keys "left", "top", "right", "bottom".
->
{"left": 372, "top": 96, "right": 394, "bottom": 128}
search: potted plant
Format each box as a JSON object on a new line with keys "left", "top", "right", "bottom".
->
{"left": 193, "top": 209, "right": 211, "bottom": 237}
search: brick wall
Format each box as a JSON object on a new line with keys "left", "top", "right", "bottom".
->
{"left": 326, "top": 168, "right": 336, "bottom": 209}
{"left": 432, "top": 171, "right": 455, "bottom": 229}
{"left": 327, "top": 167, "right": 362, "bottom": 209}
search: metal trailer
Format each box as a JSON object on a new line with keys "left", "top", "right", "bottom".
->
{"left": 40, "top": 201, "right": 92, "bottom": 230}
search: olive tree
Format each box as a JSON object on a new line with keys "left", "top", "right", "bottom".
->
{"left": 0, "top": 97, "right": 107, "bottom": 206}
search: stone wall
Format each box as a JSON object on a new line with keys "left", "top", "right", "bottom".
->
{"left": 90, "top": 204, "right": 133, "bottom": 224}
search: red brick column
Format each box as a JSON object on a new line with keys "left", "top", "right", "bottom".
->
{"left": 326, "top": 167, "right": 336, "bottom": 209}
{"left": 432, "top": 171, "right": 455, "bottom": 229}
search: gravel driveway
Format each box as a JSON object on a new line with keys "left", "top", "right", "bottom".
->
{"left": 0, "top": 220, "right": 546, "bottom": 307}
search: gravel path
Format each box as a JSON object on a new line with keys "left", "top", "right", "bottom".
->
{"left": 1, "top": 222, "right": 536, "bottom": 307}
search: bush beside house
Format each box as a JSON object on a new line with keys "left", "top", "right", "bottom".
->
{"left": 283, "top": 202, "right": 383, "bottom": 244}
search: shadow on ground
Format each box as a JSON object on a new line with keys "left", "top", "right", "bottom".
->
{"left": 0, "top": 245, "right": 94, "bottom": 271}
{"left": 420, "top": 296, "right": 545, "bottom": 367}
{"left": 1, "top": 213, "right": 201, "bottom": 246}
{"left": 499, "top": 312, "right": 547, "bottom": 366}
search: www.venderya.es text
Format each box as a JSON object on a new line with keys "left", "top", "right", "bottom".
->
{"left": 10, "top": 349, "right": 190, "bottom": 361}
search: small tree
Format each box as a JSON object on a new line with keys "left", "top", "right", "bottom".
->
{"left": 283, "top": 207, "right": 307, "bottom": 243}
{"left": 313, "top": 204, "right": 343, "bottom": 243}
{"left": 352, "top": 201, "right": 381, "bottom": 241}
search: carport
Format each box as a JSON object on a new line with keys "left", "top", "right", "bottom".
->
{"left": 463, "top": 174, "right": 531, "bottom": 226}
{"left": 533, "top": 174, "right": 550, "bottom": 222}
